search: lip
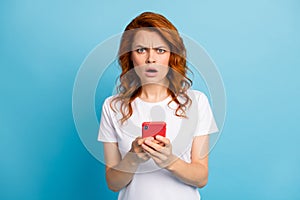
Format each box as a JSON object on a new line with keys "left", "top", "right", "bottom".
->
{"left": 145, "top": 67, "right": 158, "bottom": 77}
{"left": 144, "top": 71, "right": 158, "bottom": 77}
{"left": 145, "top": 66, "right": 158, "bottom": 72}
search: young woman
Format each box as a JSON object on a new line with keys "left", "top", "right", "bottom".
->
{"left": 98, "top": 12, "right": 218, "bottom": 200}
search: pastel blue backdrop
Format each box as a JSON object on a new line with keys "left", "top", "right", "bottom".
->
{"left": 1, "top": 0, "right": 299, "bottom": 199}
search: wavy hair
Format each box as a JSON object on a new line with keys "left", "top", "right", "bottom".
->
{"left": 111, "top": 12, "right": 193, "bottom": 124}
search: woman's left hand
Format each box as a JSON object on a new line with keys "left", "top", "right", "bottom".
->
{"left": 141, "top": 135, "right": 177, "bottom": 168}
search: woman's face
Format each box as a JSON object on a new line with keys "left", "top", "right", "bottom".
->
{"left": 131, "top": 30, "right": 170, "bottom": 85}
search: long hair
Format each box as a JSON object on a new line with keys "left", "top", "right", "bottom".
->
{"left": 111, "top": 12, "right": 192, "bottom": 124}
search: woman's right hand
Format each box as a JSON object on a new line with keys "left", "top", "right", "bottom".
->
{"left": 129, "top": 136, "right": 151, "bottom": 164}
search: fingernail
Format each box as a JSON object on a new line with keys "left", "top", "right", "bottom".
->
{"left": 156, "top": 135, "right": 162, "bottom": 139}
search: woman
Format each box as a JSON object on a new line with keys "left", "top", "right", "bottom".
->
{"left": 98, "top": 12, "right": 218, "bottom": 200}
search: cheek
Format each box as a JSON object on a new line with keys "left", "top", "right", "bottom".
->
{"left": 160, "top": 54, "right": 170, "bottom": 66}
{"left": 159, "top": 54, "right": 170, "bottom": 77}
{"left": 161, "top": 66, "right": 169, "bottom": 77}
{"left": 131, "top": 53, "right": 145, "bottom": 67}
{"left": 134, "top": 66, "right": 143, "bottom": 78}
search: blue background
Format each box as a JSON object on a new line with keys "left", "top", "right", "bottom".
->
{"left": 1, "top": 0, "right": 299, "bottom": 199}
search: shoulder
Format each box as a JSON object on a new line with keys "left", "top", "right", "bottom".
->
{"left": 103, "top": 95, "right": 116, "bottom": 104}
{"left": 102, "top": 94, "right": 119, "bottom": 109}
{"left": 102, "top": 94, "right": 125, "bottom": 113}
{"left": 187, "top": 89, "right": 209, "bottom": 102}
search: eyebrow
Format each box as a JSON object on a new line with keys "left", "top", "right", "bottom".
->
{"left": 132, "top": 44, "right": 169, "bottom": 49}
{"left": 153, "top": 46, "right": 169, "bottom": 49}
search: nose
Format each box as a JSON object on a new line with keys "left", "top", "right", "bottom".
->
{"left": 145, "top": 49, "right": 156, "bottom": 64}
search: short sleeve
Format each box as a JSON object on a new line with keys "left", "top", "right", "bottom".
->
{"left": 97, "top": 98, "right": 118, "bottom": 142}
{"left": 194, "top": 92, "right": 219, "bottom": 136}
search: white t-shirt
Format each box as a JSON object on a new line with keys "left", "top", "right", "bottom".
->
{"left": 98, "top": 90, "right": 218, "bottom": 200}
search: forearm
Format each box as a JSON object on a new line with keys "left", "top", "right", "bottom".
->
{"left": 106, "top": 153, "right": 140, "bottom": 192}
{"left": 166, "top": 157, "right": 208, "bottom": 188}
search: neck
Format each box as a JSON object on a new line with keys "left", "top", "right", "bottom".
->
{"left": 139, "top": 84, "right": 170, "bottom": 102}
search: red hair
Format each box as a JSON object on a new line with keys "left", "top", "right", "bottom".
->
{"left": 111, "top": 12, "right": 192, "bottom": 124}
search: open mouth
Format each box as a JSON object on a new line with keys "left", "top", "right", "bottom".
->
{"left": 146, "top": 69, "right": 158, "bottom": 73}
{"left": 144, "top": 68, "right": 158, "bottom": 77}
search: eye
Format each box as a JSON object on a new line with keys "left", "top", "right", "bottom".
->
{"left": 156, "top": 48, "right": 166, "bottom": 54}
{"left": 136, "top": 48, "right": 146, "bottom": 54}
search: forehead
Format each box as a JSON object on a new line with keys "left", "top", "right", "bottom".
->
{"left": 132, "top": 30, "right": 169, "bottom": 48}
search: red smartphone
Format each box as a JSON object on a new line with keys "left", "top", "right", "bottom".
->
{"left": 142, "top": 121, "right": 166, "bottom": 138}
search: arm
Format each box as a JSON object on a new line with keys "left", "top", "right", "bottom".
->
{"left": 141, "top": 135, "right": 209, "bottom": 188}
{"left": 103, "top": 137, "right": 150, "bottom": 192}
{"left": 166, "top": 135, "right": 209, "bottom": 188}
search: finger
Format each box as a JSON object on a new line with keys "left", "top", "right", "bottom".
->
{"left": 152, "top": 140, "right": 165, "bottom": 146}
{"left": 141, "top": 143, "right": 162, "bottom": 158}
{"left": 137, "top": 137, "right": 153, "bottom": 145}
{"left": 137, "top": 137, "right": 146, "bottom": 145}
{"left": 142, "top": 143, "right": 168, "bottom": 161}
{"left": 144, "top": 139, "right": 164, "bottom": 153}
{"left": 155, "top": 135, "right": 170, "bottom": 146}
{"left": 137, "top": 139, "right": 144, "bottom": 146}
{"left": 135, "top": 136, "right": 142, "bottom": 141}
{"left": 152, "top": 140, "right": 160, "bottom": 144}
{"left": 135, "top": 136, "right": 143, "bottom": 145}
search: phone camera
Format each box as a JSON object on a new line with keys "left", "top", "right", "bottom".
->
{"left": 144, "top": 125, "right": 148, "bottom": 130}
